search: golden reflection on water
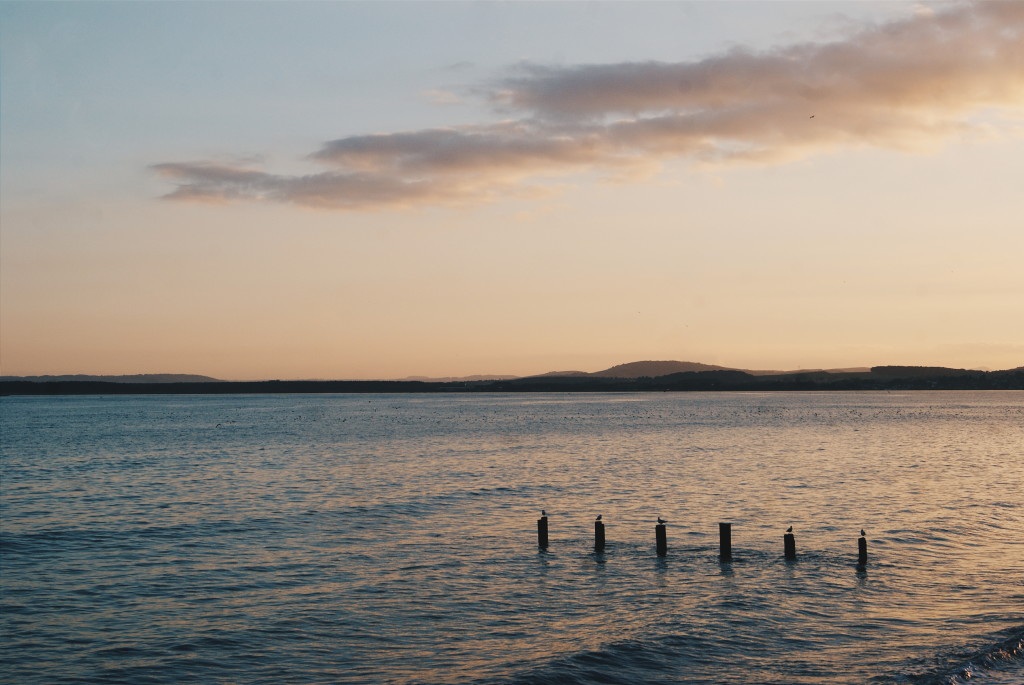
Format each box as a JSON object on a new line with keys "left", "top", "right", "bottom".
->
{"left": 1, "top": 391, "right": 1022, "bottom": 684}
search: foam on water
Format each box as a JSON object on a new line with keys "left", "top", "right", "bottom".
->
{"left": 1, "top": 392, "right": 1022, "bottom": 684}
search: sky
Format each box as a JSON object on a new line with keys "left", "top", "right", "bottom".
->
{"left": 2, "top": 1, "right": 1022, "bottom": 380}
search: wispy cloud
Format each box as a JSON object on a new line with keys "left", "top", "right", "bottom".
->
{"left": 152, "top": 161, "right": 502, "bottom": 210}
{"left": 153, "top": 1, "right": 1024, "bottom": 211}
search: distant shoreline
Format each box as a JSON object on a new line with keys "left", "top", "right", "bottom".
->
{"left": 3, "top": 367, "right": 1022, "bottom": 396}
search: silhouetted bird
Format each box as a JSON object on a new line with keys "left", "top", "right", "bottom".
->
{"left": 542, "top": 510, "right": 547, "bottom": 517}
{"left": 786, "top": 526, "right": 793, "bottom": 533}
{"left": 860, "top": 529, "right": 866, "bottom": 537}
{"left": 810, "top": 115, "right": 815, "bottom": 118}
{"left": 596, "top": 515, "right": 602, "bottom": 521}
{"left": 657, "top": 517, "right": 667, "bottom": 525}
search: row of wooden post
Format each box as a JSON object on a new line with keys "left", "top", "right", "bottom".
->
{"left": 538, "top": 516, "right": 869, "bottom": 566}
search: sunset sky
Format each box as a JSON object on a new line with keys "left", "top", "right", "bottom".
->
{"left": 2, "top": 1, "right": 1022, "bottom": 380}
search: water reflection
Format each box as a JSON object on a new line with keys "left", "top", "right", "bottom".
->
{"left": 1, "top": 391, "right": 1022, "bottom": 684}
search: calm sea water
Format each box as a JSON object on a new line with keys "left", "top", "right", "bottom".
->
{"left": 1, "top": 391, "right": 1022, "bottom": 684}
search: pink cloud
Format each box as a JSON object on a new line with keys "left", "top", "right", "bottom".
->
{"left": 154, "top": 2, "right": 1024, "bottom": 211}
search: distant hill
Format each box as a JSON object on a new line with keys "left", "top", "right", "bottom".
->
{"left": 4, "top": 362, "right": 1016, "bottom": 388}
{"left": 742, "top": 366, "right": 872, "bottom": 376}
{"left": 496, "top": 365, "right": 1023, "bottom": 392}
{"left": 3, "top": 365, "right": 1022, "bottom": 394}
{"left": 529, "top": 370, "right": 592, "bottom": 378}
{"left": 398, "top": 374, "right": 519, "bottom": 382}
{"left": 0, "top": 374, "right": 221, "bottom": 383}
{"left": 528, "top": 361, "right": 873, "bottom": 380}
{"left": 868, "top": 366, "right": 972, "bottom": 378}
{"left": 590, "top": 361, "right": 733, "bottom": 378}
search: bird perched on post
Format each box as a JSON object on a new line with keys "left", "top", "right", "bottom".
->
{"left": 657, "top": 517, "right": 667, "bottom": 525}
{"left": 541, "top": 510, "right": 547, "bottom": 517}
{"left": 595, "top": 515, "right": 602, "bottom": 521}
{"left": 786, "top": 526, "right": 793, "bottom": 533}
{"left": 860, "top": 529, "right": 866, "bottom": 537}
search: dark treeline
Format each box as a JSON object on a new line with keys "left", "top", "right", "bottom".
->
{"left": 491, "top": 367, "right": 1024, "bottom": 392}
{"left": 2, "top": 366, "right": 1022, "bottom": 395}
{"left": 0, "top": 380, "right": 443, "bottom": 396}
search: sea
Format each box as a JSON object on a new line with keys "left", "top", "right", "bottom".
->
{"left": 1, "top": 391, "right": 1022, "bottom": 684}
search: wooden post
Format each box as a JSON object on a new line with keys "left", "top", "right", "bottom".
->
{"left": 537, "top": 516, "right": 549, "bottom": 549}
{"left": 858, "top": 535, "right": 867, "bottom": 566}
{"left": 655, "top": 523, "right": 667, "bottom": 556}
{"left": 594, "top": 520, "right": 606, "bottom": 552}
{"left": 784, "top": 533, "right": 796, "bottom": 560}
{"left": 719, "top": 522, "right": 732, "bottom": 561}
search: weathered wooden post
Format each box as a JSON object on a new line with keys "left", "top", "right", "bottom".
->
{"left": 655, "top": 522, "right": 667, "bottom": 556}
{"left": 784, "top": 531, "right": 797, "bottom": 560}
{"left": 858, "top": 531, "right": 867, "bottom": 567}
{"left": 719, "top": 522, "right": 732, "bottom": 561}
{"left": 537, "top": 513, "right": 549, "bottom": 549}
{"left": 594, "top": 518, "right": 606, "bottom": 552}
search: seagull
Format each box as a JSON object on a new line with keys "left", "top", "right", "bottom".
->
{"left": 786, "top": 526, "right": 793, "bottom": 533}
{"left": 860, "top": 529, "right": 866, "bottom": 537}
{"left": 595, "top": 515, "right": 602, "bottom": 521}
{"left": 657, "top": 517, "right": 667, "bottom": 525}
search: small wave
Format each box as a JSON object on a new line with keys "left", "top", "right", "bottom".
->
{"left": 894, "top": 626, "right": 1024, "bottom": 684}
{"left": 489, "top": 637, "right": 681, "bottom": 685}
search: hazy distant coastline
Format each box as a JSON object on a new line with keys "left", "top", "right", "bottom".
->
{"left": 0, "top": 374, "right": 221, "bottom": 384}
{"left": 3, "top": 362, "right": 1022, "bottom": 395}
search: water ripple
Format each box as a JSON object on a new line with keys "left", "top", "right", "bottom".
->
{"left": 2, "top": 392, "right": 1022, "bottom": 684}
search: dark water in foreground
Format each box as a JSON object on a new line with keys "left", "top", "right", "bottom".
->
{"left": 1, "top": 391, "right": 1022, "bottom": 684}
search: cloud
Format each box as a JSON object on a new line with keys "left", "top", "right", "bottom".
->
{"left": 153, "top": 162, "right": 494, "bottom": 210}
{"left": 154, "top": 1, "right": 1024, "bottom": 211}
{"left": 491, "top": 5, "right": 1024, "bottom": 120}
{"left": 310, "top": 122, "right": 611, "bottom": 175}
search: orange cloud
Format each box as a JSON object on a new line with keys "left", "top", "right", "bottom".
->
{"left": 154, "top": 1, "right": 1024, "bottom": 211}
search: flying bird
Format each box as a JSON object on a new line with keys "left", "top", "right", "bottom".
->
{"left": 786, "top": 526, "right": 793, "bottom": 533}
{"left": 809, "top": 115, "right": 815, "bottom": 118}
{"left": 657, "top": 517, "right": 667, "bottom": 525}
